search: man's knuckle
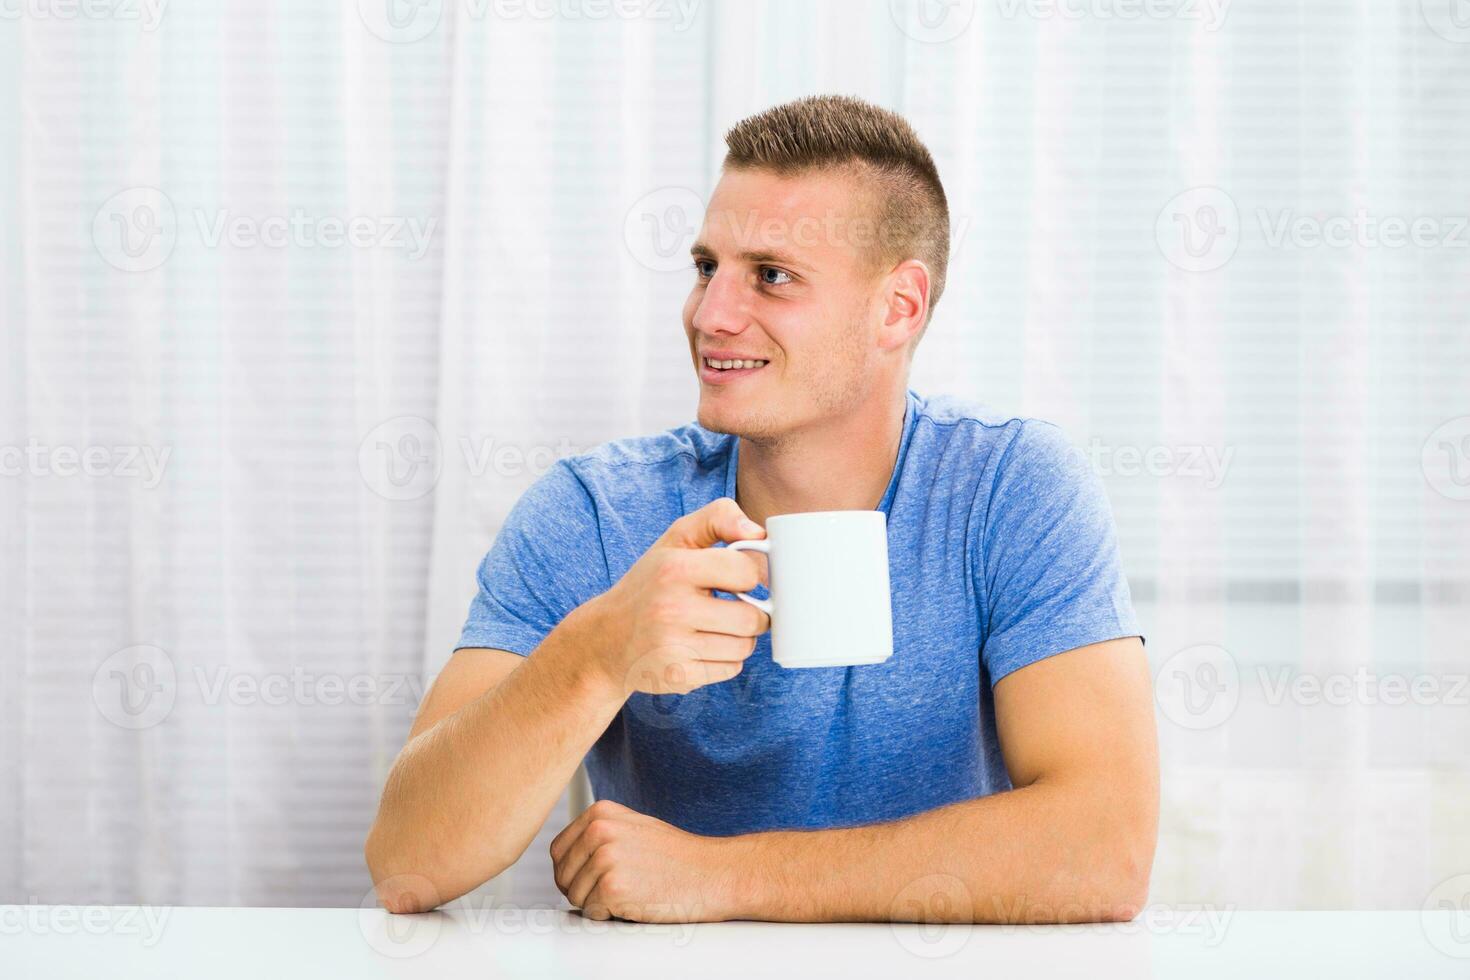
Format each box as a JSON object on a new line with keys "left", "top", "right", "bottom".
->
{"left": 653, "top": 557, "right": 687, "bottom": 587}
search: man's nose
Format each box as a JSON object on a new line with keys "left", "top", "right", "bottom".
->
{"left": 691, "top": 267, "right": 751, "bottom": 336}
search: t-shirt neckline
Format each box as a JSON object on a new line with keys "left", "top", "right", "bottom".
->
{"left": 722, "top": 388, "right": 920, "bottom": 518}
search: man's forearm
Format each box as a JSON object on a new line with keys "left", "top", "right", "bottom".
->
{"left": 729, "top": 773, "right": 1156, "bottom": 924}
{"left": 365, "top": 602, "right": 626, "bottom": 911}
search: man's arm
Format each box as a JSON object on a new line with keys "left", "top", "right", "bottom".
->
{"left": 364, "top": 616, "right": 626, "bottom": 913}
{"left": 364, "top": 498, "right": 770, "bottom": 913}
{"left": 551, "top": 636, "right": 1158, "bottom": 923}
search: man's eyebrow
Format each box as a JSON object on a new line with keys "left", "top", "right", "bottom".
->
{"left": 689, "top": 241, "right": 812, "bottom": 272}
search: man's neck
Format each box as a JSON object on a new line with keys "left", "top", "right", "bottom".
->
{"left": 733, "top": 389, "right": 908, "bottom": 527}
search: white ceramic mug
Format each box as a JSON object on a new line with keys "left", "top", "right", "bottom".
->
{"left": 719, "top": 510, "right": 894, "bottom": 669}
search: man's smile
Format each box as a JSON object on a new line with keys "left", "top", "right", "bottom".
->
{"left": 699, "top": 350, "right": 771, "bottom": 383}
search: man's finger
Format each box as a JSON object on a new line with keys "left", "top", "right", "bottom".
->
{"left": 579, "top": 877, "right": 618, "bottom": 921}
{"left": 554, "top": 819, "right": 607, "bottom": 898}
{"left": 658, "top": 497, "right": 764, "bottom": 550}
{"left": 690, "top": 634, "right": 758, "bottom": 668}
{"left": 677, "top": 547, "right": 766, "bottom": 595}
{"left": 690, "top": 658, "right": 745, "bottom": 684}
{"left": 549, "top": 807, "right": 596, "bottom": 866}
{"left": 565, "top": 843, "right": 613, "bottom": 911}
{"left": 550, "top": 799, "right": 639, "bottom": 866}
{"left": 688, "top": 593, "right": 771, "bottom": 638}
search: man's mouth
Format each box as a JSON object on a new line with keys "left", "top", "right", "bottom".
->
{"left": 703, "top": 357, "right": 769, "bottom": 372}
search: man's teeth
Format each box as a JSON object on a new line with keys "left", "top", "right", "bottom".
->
{"left": 706, "top": 358, "right": 768, "bottom": 370}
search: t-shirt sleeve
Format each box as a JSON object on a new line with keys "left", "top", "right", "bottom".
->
{"left": 975, "top": 420, "right": 1143, "bottom": 685}
{"left": 455, "top": 459, "right": 611, "bottom": 656}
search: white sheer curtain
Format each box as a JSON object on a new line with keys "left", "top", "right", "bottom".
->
{"left": 1, "top": 0, "right": 1466, "bottom": 910}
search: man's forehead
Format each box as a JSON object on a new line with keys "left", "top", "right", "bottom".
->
{"left": 695, "top": 167, "right": 877, "bottom": 258}
{"left": 709, "top": 166, "right": 848, "bottom": 213}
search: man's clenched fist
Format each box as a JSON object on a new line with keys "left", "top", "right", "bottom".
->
{"left": 550, "top": 799, "right": 750, "bottom": 922}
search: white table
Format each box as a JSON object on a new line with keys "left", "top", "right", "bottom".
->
{"left": 5, "top": 905, "right": 1467, "bottom": 978}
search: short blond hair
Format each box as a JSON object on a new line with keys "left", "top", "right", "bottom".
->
{"left": 722, "top": 94, "right": 950, "bottom": 330}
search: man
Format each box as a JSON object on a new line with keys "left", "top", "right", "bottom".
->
{"left": 365, "top": 94, "right": 1158, "bottom": 924}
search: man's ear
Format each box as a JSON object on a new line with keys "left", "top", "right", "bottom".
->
{"left": 876, "top": 258, "right": 931, "bottom": 352}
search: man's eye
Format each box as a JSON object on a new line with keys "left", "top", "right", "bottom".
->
{"left": 693, "top": 259, "right": 716, "bottom": 278}
{"left": 759, "top": 266, "right": 792, "bottom": 286}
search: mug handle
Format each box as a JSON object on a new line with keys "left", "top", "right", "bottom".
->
{"left": 722, "top": 539, "right": 773, "bottom": 615}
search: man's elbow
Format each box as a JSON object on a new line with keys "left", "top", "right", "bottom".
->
{"left": 1090, "top": 763, "right": 1159, "bottom": 922}
{"left": 364, "top": 823, "right": 518, "bottom": 915}
{"left": 1097, "top": 872, "right": 1150, "bottom": 923}
{"left": 1096, "top": 825, "right": 1155, "bottom": 922}
{"left": 363, "top": 826, "right": 451, "bottom": 915}
{"left": 370, "top": 874, "right": 437, "bottom": 915}
{"left": 1041, "top": 858, "right": 1149, "bottom": 924}
{"left": 1041, "top": 804, "right": 1155, "bottom": 923}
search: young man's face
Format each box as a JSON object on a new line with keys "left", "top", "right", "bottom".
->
{"left": 682, "top": 166, "right": 893, "bottom": 441}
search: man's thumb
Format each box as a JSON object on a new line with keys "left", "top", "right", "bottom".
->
{"left": 661, "top": 496, "right": 764, "bottom": 549}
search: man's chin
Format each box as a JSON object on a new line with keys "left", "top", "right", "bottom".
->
{"left": 696, "top": 402, "right": 739, "bottom": 436}
{"left": 697, "top": 402, "right": 790, "bottom": 444}
{"left": 697, "top": 401, "right": 758, "bottom": 438}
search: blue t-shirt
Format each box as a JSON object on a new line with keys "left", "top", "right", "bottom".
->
{"left": 457, "top": 388, "right": 1142, "bottom": 836}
